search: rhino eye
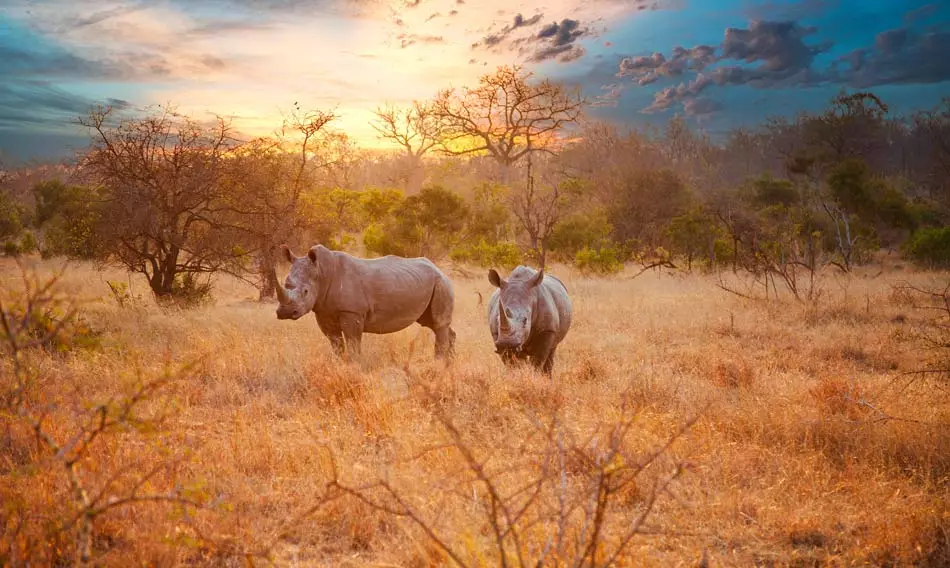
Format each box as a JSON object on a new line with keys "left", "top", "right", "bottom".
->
{"left": 303, "top": 289, "right": 309, "bottom": 296}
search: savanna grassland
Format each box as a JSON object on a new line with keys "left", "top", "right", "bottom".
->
{"left": 3, "top": 255, "right": 949, "bottom": 567}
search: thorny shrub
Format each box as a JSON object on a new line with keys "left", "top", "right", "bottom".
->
{"left": 0, "top": 263, "right": 208, "bottom": 565}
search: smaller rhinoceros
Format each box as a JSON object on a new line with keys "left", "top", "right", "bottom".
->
{"left": 487, "top": 265, "right": 572, "bottom": 375}
{"left": 274, "top": 244, "right": 456, "bottom": 360}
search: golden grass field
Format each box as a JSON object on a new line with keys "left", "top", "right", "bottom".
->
{"left": 2, "top": 256, "right": 949, "bottom": 566}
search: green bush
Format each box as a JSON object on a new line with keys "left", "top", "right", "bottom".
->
{"left": 362, "top": 186, "right": 468, "bottom": 259}
{"left": 360, "top": 188, "right": 405, "bottom": 224}
{"left": 574, "top": 246, "right": 625, "bottom": 275}
{"left": 450, "top": 239, "right": 522, "bottom": 269}
{"left": 547, "top": 211, "right": 613, "bottom": 261}
{"left": 665, "top": 207, "right": 722, "bottom": 270}
{"left": 903, "top": 227, "right": 950, "bottom": 269}
{"left": 3, "top": 240, "right": 21, "bottom": 257}
{"left": 363, "top": 222, "right": 416, "bottom": 257}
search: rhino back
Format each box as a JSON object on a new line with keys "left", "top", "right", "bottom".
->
{"left": 330, "top": 254, "right": 448, "bottom": 334}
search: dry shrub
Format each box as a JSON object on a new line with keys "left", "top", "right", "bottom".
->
{"left": 787, "top": 521, "right": 828, "bottom": 549}
{"left": 709, "top": 359, "right": 756, "bottom": 389}
{"left": 570, "top": 351, "right": 610, "bottom": 383}
{"left": 863, "top": 503, "right": 950, "bottom": 567}
{"left": 808, "top": 376, "right": 869, "bottom": 420}
{"left": 803, "top": 302, "right": 875, "bottom": 327}
{"left": 505, "top": 370, "right": 565, "bottom": 413}
{"left": 818, "top": 343, "right": 899, "bottom": 372}
{"left": 315, "top": 496, "right": 391, "bottom": 553}
{"left": 306, "top": 359, "right": 366, "bottom": 405}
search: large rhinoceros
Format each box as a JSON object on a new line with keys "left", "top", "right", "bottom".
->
{"left": 274, "top": 244, "right": 456, "bottom": 360}
{"left": 487, "top": 265, "right": 572, "bottom": 375}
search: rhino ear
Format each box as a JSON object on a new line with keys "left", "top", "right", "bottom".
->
{"left": 280, "top": 244, "right": 294, "bottom": 263}
{"left": 529, "top": 269, "right": 544, "bottom": 288}
{"left": 308, "top": 245, "right": 320, "bottom": 264}
{"left": 488, "top": 269, "right": 506, "bottom": 288}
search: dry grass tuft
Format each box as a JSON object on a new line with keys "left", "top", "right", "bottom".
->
{"left": 710, "top": 359, "right": 756, "bottom": 389}
{"left": 809, "top": 376, "right": 870, "bottom": 419}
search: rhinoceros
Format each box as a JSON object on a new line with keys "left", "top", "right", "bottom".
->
{"left": 274, "top": 244, "right": 456, "bottom": 360}
{"left": 487, "top": 265, "right": 572, "bottom": 374}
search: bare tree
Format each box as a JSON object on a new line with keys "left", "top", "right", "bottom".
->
{"left": 912, "top": 98, "right": 950, "bottom": 204}
{"left": 371, "top": 101, "right": 441, "bottom": 193}
{"left": 510, "top": 155, "right": 566, "bottom": 269}
{"left": 225, "top": 104, "right": 338, "bottom": 299}
{"left": 78, "top": 105, "right": 246, "bottom": 299}
{"left": 431, "top": 65, "right": 584, "bottom": 171}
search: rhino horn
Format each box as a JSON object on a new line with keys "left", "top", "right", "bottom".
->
{"left": 273, "top": 267, "right": 289, "bottom": 304}
{"left": 498, "top": 297, "right": 510, "bottom": 331}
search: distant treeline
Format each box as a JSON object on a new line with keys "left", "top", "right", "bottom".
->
{"left": 1, "top": 66, "right": 949, "bottom": 303}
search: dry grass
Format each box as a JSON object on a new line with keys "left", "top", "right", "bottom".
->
{"left": 3, "top": 257, "right": 950, "bottom": 566}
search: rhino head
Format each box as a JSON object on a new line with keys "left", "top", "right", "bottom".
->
{"left": 488, "top": 267, "right": 544, "bottom": 354}
{"left": 274, "top": 244, "right": 321, "bottom": 321}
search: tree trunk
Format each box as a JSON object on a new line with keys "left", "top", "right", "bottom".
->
{"left": 407, "top": 156, "right": 425, "bottom": 195}
{"left": 258, "top": 244, "right": 277, "bottom": 301}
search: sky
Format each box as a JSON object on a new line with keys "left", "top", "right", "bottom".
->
{"left": 1, "top": 0, "right": 948, "bottom": 163}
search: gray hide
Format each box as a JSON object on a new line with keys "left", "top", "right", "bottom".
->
{"left": 274, "top": 244, "right": 456, "bottom": 360}
{"left": 487, "top": 265, "right": 572, "bottom": 375}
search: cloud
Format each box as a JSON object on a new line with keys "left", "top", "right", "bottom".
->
{"left": 642, "top": 73, "right": 713, "bottom": 113}
{"left": 682, "top": 96, "right": 722, "bottom": 116}
{"left": 0, "top": 81, "right": 107, "bottom": 130}
{"left": 836, "top": 24, "right": 950, "bottom": 87}
{"left": 718, "top": 20, "right": 832, "bottom": 84}
{"left": 590, "top": 83, "right": 623, "bottom": 107}
{"left": 472, "top": 12, "right": 543, "bottom": 48}
{"left": 617, "top": 45, "right": 716, "bottom": 85}
{"left": 520, "top": 18, "right": 591, "bottom": 62}
{"left": 904, "top": 3, "right": 941, "bottom": 24}
{"left": 616, "top": 19, "right": 833, "bottom": 116}
{"left": 397, "top": 33, "right": 445, "bottom": 47}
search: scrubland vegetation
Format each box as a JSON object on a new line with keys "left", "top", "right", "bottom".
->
{"left": 2, "top": 65, "right": 950, "bottom": 565}
{"left": 2, "top": 258, "right": 949, "bottom": 566}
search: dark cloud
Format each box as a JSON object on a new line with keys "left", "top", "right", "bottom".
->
{"left": 642, "top": 73, "right": 714, "bottom": 112}
{"left": 0, "top": 81, "right": 127, "bottom": 160}
{"left": 616, "top": 19, "right": 833, "bottom": 116}
{"left": 472, "top": 13, "right": 543, "bottom": 49}
{"left": 719, "top": 20, "right": 832, "bottom": 82}
{"left": 836, "top": 24, "right": 950, "bottom": 87}
{"left": 618, "top": 45, "right": 716, "bottom": 85}
{"left": 520, "top": 18, "right": 591, "bottom": 63}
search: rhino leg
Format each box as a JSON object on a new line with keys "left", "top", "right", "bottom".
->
{"left": 418, "top": 277, "right": 456, "bottom": 360}
{"left": 323, "top": 312, "right": 363, "bottom": 361}
{"left": 527, "top": 331, "right": 558, "bottom": 376}
{"left": 434, "top": 326, "right": 456, "bottom": 360}
{"left": 541, "top": 347, "right": 557, "bottom": 375}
